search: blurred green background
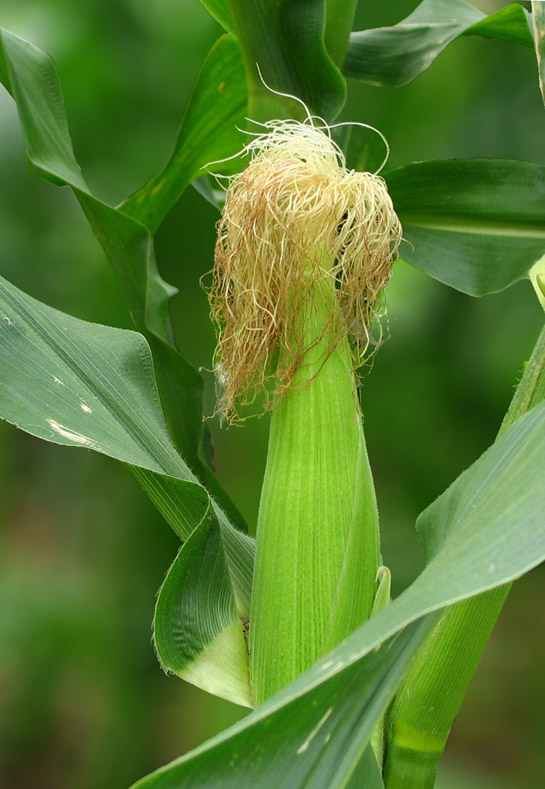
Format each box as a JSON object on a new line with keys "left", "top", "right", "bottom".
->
{"left": 0, "top": 1, "right": 544, "bottom": 787}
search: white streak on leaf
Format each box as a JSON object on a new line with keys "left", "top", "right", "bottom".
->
{"left": 80, "top": 402, "right": 92, "bottom": 413}
{"left": 0, "top": 312, "right": 14, "bottom": 326}
{"left": 46, "top": 419, "right": 95, "bottom": 447}
{"left": 296, "top": 708, "right": 333, "bottom": 755}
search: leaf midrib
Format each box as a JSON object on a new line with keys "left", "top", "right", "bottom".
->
{"left": 401, "top": 215, "right": 545, "bottom": 239}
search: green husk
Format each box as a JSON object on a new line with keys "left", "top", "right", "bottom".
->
{"left": 249, "top": 265, "right": 381, "bottom": 702}
{"left": 208, "top": 119, "right": 401, "bottom": 704}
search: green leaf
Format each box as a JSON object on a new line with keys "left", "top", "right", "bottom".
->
{"left": 0, "top": 27, "right": 247, "bottom": 531}
{"left": 533, "top": 0, "right": 545, "bottom": 103}
{"left": 132, "top": 620, "right": 433, "bottom": 789}
{"left": 385, "top": 158, "right": 545, "bottom": 295}
{"left": 191, "top": 174, "right": 226, "bottom": 212}
{"left": 201, "top": 0, "right": 357, "bottom": 109}
{"left": 121, "top": 34, "right": 247, "bottom": 234}
{"left": 344, "top": 0, "right": 533, "bottom": 87}
{"left": 332, "top": 123, "right": 389, "bottom": 175}
{"left": 469, "top": 2, "right": 535, "bottom": 49}
{"left": 199, "top": 0, "right": 359, "bottom": 79}
{"left": 0, "top": 275, "right": 182, "bottom": 475}
{"left": 0, "top": 24, "right": 256, "bottom": 706}
{"left": 154, "top": 506, "right": 252, "bottom": 707}
{"left": 133, "top": 395, "right": 545, "bottom": 785}
{"left": 345, "top": 748, "right": 384, "bottom": 789}
{"left": 0, "top": 271, "right": 253, "bottom": 706}
{"left": 198, "top": 0, "right": 235, "bottom": 35}
{"left": 227, "top": 0, "right": 346, "bottom": 121}
{"left": 383, "top": 323, "right": 545, "bottom": 786}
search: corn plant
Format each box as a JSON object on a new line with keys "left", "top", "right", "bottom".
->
{"left": 1, "top": 1, "right": 545, "bottom": 786}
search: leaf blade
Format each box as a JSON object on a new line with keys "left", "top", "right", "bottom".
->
{"left": 154, "top": 509, "right": 252, "bottom": 707}
{"left": 385, "top": 158, "right": 545, "bottom": 295}
{"left": 227, "top": 0, "right": 346, "bottom": 121}
{"left": 0, "top": 27, "right": 248, "bottom": 534}
{"left": 344, "top": 0, "right": 533, "bottom": 87}
{"left": 121, "top": 34, "right": 247, "bottom": 234}
{"left": 0, "top": 271, "right": 253, "bottom": 705}
{"left": 132, "top": 619, "right": 433, "bottom": 788}
{"left": 198, "top": 0, "right": 235, "bottom": 34}
{"left": 132, "top": 396, "right": 545, "bottom": 785}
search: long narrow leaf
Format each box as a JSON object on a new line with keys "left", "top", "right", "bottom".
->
{"left": 0, "top": 27, "right": 247, "bottom": 530}
{"left": 154, "top": 507, "right": 252, "bottom": 707}
{"left": 198, "top": 0, "right": 234, "bottom": 35}
{"left": 0, "top": 28, "right": 257, "bottom": 703}
{"left": 121, "top": 34, "right": 246, "bottom": 233}
{"left": 133, "top": 396, "right": 545, "bottom": 785}
{"left": 382, "top": 326, "right": 545, "bottom": 784}
{"left": 344, "top": 0, "right": 533, "bottom": 87}
{"left": 385, "top": 158, "right": 545, "bottom": 295}
{"left": 0, "top": 272, "right": 253, "bottom": 705}
{"left": 132, "top": 619, "right": 434, "bottom": 789}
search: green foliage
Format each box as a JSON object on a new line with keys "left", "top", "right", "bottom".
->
{"left": 133, "top": 392, "right": 545, "bottom": 785}
{"left": 0, "top": 270, "right": 253, "bottom": 704}
{"left": 121, "top": 34, "right": 247, "bottom": 233}
{"left": 132, "top": 621, "right": 431, "bottom": 789}
{"left": 386, "top": 159, "right": 545, "bottom": 295}
{"left": 0, "top": 27, "right": 247, "bottom": 529}
{"left": 226, "top": 0, "right": 346, "bottom": 121}
{"left": 1, "top": 1, "right": 545, "bottom": 786}
{"left": 0, "top": 24, "right": 256, "bottom": 706}
{"left": 383, "top": 321, "right": 545, "bottom": 787}
{"left": 154, "top": 510, "right": 252, "bottom": 707}
{"left": 345, "top": 0, "right": 533, "bottom": 87}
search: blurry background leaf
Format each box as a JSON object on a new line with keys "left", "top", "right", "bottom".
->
{"left": 385, "top": 158, "right": 545, "bottom": 295}
{"left": 344, "top": 1, "right": 533, "bottom": 87}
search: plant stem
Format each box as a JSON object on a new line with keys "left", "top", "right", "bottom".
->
{"left": 249, "top": 253, "right": 380, "bottom": 704}
{"left": 383, "top": 321, "right": 545, "bottom": 787}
